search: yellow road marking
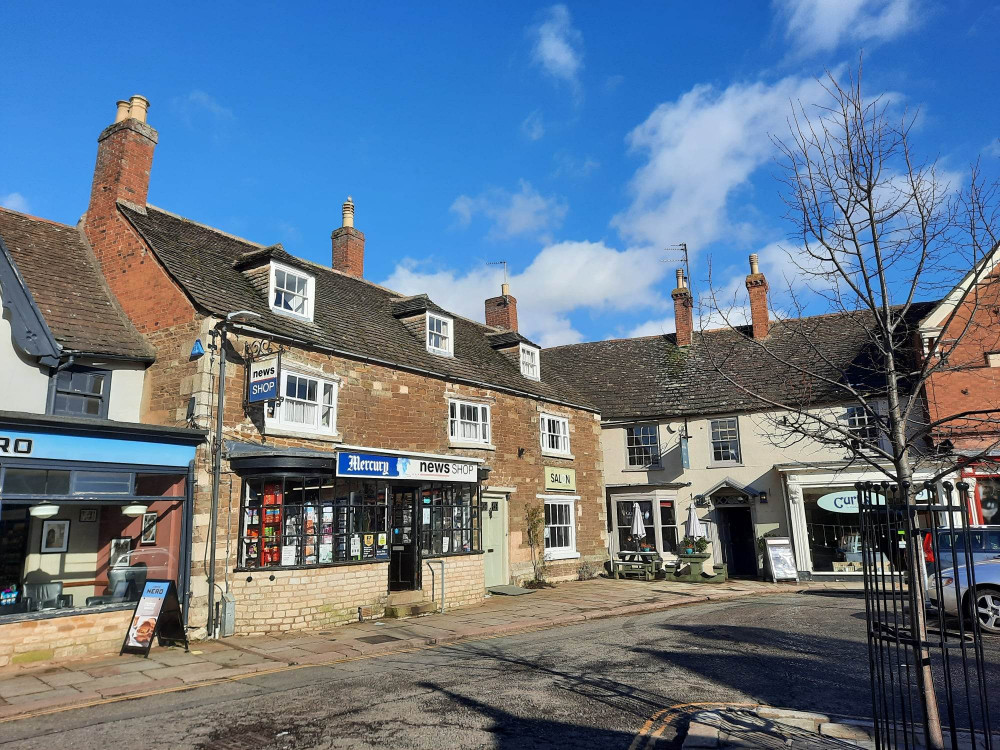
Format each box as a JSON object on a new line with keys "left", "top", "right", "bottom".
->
{"left": 630, "top": 701, "right": 762, "bottom": 749}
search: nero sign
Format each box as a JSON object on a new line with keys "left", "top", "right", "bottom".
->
{"left": 247, "top": 355, "right": 280, "bottom": 404}
{"left": 337, "top": 451, "right": 477, "bottom": 483}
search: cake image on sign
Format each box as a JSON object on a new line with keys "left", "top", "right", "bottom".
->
{"left": 127, "top": 616, "right": 157, "bottom": 649}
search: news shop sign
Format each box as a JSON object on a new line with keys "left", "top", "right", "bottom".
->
{"left": 248, "top": 354, "right": 280, "bottom": 404}
{"left": 337, "top": 451, "right": 477, "bottom": 483}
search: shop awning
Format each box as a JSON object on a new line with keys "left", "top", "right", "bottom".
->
{"left": 225, "top": 441, "right": 336, "bottom": 473}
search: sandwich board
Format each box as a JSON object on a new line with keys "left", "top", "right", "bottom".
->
{"left": 764, "top": 537, "right": 799, "bottom": 582}
{"left": 121, "top": 579, "right": 188, "bottom": 657}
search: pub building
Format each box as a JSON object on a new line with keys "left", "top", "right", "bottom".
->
{"left": 0, "top": 206, "right": 204, "bottom": 667}
{"left": 63, "top": 96, "right": 608, "bottom": 638}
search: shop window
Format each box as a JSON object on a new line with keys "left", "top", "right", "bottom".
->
{"left": 240, "top": 476, "right": 389, "bottom": 569}
{"left": 269, "top": 262, "right": 314, "bottom": 321}
{"left": 418, "top": 483, "right": 480, "bottom": 556}
{"left": 519, "top": 344, "right": 540, "bottom": 380}
{"left": 540, "top": 414, "right": 570, "bottom": 455}
{"left": 980, "top": 479, "right": 1000, "bottom": 524}
{"left": 0, "top": 477, "right": 186, "bottom": 619}
{"left": 73, "top": 471, "right": 132, "bottom": 494}
{"left": 48, "top": 366, "right": 111, "bottom": 418}
{"left": 616, "top": 500, "right": 655, "bottom": 552}
{"left": 266, "top": 371, "right": 338, "bottom": 435}
{"left": 625, "top": 425, "right": 660, "bottom": 467}
{"left": 448, "top": 400, "right": 491, "bottom": 445}
{"left": 710, "top": 418, "right": 741, "bottom": 464}
{"left": 660, "top": 501, "right": 678, "bottom": 554}
{"left": 803, "top": 486, "right": 864, "bottom": 574}
{"left": 1, "top": 468, "right": 71, "bottom": 495}
{"left": 426, "top": 312, "right": 454, "bottom": 356}
{"left": 543, "top": 498, "right": 576, "bottom": 558}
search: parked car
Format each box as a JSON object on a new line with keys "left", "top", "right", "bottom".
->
{"left": 928, "top": 557, "right": 1000, "bottom": 634}
{"left": 923, "top": 526, "right": 1000, "bottom": 574}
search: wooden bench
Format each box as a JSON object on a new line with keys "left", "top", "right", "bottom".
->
{"left": 612, "top": 554, "right": 663, "bottom": 581}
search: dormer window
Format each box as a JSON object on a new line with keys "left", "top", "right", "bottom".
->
{"left": 269, "top": 262, "right": 314, "bottom": 322}
{"left": 520, "top": 344, "right": 540, "bottom": 380}
{"left": 426, "top": 312, "right": 453, "bottom": 356}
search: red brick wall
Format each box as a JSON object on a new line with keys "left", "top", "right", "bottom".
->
{"left": 331, "top": 226, "right": 365, "bottom": 278}
{"left": 746, "top": 274, "right": 769, "bottom": 339}
{"left": 485, "top": 294, "right": 518, "bottom": 332}
{"left": 924, "top": 265, "right": 1000, "bottom": 451}
{"left": 0, "top": 609, "right": 134, "bottom": 670}
{"left": 672, "top": 288, "right": 692, "bottom": 346}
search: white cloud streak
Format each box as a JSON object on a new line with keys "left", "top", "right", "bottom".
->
{"left": 450, "top": 180, "right": 568, "bottom": 242}
{"left": 521, "top": 110, "right": 545, "bottom": 141}
{"left": 774, "top": 0, "right": 917, "bottom": 58}
{"left": 0, "top": 192, "right": 29, "bottom": 213}
{"left": 529, "top": 5, "right": 584, "bottom": 95}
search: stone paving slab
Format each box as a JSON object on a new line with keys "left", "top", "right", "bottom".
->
{"left": 0, "top": 577, "right": 856, "bottom": 721}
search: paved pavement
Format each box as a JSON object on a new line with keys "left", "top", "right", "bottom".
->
{"left": 0, "top": 577, "right": 842, "bottom": 723}
{"left": 0, "top": 587, "right": 927, "bottom": 749}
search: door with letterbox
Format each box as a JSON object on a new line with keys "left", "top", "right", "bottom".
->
{"left": 481, "top": 492, "right": 508, "bottom": 589}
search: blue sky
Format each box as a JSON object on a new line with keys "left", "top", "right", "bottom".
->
{"left": 2, "top": 1, "right": 998, "bottom": 346}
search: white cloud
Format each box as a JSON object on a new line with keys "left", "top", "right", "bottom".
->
{"left": 521, "top": 110, "right": 545, "bottom": 141}
{"left": 0, "top": 192, "right": 29, "bottom": 213}
{"left": 627, "top": 315, "right": 675, "bottom": 338}
{"left": 529, "top": 5, "right": 583, "bottom": 95}
{"left": 774, "top": 0, "right": 917, "bottom": 58}
{"left": 612, "top": 75, "right": 823, "bottom": 252}
{"left": 172, "top": 90, "right": 234, "bottom": 127}
{"left": 552, "top": 152, "right": 599, "bottom": 179}
{"left": 381, "top": 241, "right": 670, "bottom": 347}
{"left": 450, "top": 180, "right": 568, "bottom": 241}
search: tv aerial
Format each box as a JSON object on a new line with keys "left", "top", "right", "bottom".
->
{"left": 661, "top": 243, "right": 691, "bottom": 293}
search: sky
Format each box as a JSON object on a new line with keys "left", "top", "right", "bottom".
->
{"left": 1, "top": 1, "right": 998, "bottom": 347}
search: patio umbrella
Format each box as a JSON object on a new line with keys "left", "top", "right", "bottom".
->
{"left": 630, "top": 502, "right": 645, "bottom": 550}
{"left": 685, "top": 503, "right": 705, "bottom": 539}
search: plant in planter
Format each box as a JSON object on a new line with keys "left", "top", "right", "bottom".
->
{"left": 680, "top": 536, "right": 709, "bottom": 554}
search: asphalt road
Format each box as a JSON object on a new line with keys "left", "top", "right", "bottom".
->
{"left": 2, "top": 591, "right": 998, "bottom": 749}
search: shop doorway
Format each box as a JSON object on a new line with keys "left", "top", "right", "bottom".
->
{"left": 716, "top": 506, "right": 757, "bottom": 577}
{"left": 389, "top": 487, "right": 420, "bottom": 591}
{"left": 481, "top": 492, "right": 508, "bottom": 588}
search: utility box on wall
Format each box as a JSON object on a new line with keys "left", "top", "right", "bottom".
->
{"left": 220, "top": 593, "right": 236, "bottom": 637}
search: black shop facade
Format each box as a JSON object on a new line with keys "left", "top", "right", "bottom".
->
{"left": 229, "top": 442, "right": 486, "bottom": 592}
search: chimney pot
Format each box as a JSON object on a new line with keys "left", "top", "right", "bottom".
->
{"left": 342, "top": 196, "right": 355, "bottom": 228}
{"left": 675, "top": 268, "right": 685, "bottom": 289}
{"left": 114, "top": 100, "right": 131, "bottom": 123}
{"left": 501, "top": 282, "right": 510, "bottom": 296}
{"left": 749, "top": 253, "right": 760, "bottom": 275}
{"left": 128, "top": 95, "right": 149, "bottom": 124}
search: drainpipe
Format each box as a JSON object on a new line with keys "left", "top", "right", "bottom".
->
{"left": 206, "top": 323, "right": 227, "bottom": 639}
{"left": 425, "top": 560, "right": 445, "bottom": 613}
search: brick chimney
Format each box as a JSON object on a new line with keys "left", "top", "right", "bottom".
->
{"left": 485, "top": 282, "right": 518, "bottom": 332}
{"left": 332, "top": 196, "right": 365, "bottom": 277}
{"left": 671, "top": 268, "right": 693, "bottom": 347}
{"left": 85, "top": 94, "right": 157, "bottom": 226}
{"left": 746, "top": 253, "right": 769, "bottom": 339}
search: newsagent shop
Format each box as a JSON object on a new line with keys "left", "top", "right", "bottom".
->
{"left": 223, "top": 442, "right": 487, "bottom": 633}
{"left": 0, "top": 413, "right": 203, "bottom": 664}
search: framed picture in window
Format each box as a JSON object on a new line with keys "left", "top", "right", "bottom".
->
{"left": 140, "top": 512, "right": 157, "bottom": 544}
{"left": 40, "top": 520, "right": 70, "bottom": 553}
{"left": 109, "top": 537, "right": 131, "bottom": 569}
{"left": 79, "top": 508, "right": 98, "bottom": 523}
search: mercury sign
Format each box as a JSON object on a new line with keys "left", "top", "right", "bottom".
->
{"left": 816, "top": 490, "right": 885, "bottom": 514}
{"left": 336, "top": 452, "right": 477, "bottom": 483}
{"left": 247, "top": 355, "right": 280, "bottom": 403}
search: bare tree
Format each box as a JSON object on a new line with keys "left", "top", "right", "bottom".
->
{"left": 700, "top": 61, "right": 1000, "bottom": 749}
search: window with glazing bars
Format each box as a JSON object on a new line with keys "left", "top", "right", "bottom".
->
{"left": 272, "top": 372, "right": 337, "bottom": 434}
{"left": 520, "top": 345, "right": 540, "bottom": 380}
{"left": 418, "top": 483, "right": 480, "bottom": 556}
{"left": 50, "top": 367, "right": 110, "bottom": 418}
{"left": 272, "top": 265, "right": 312, "bottom": 319}
{"left": 846, "top": 405, "right": 879, "bottom": 443}
{"left": 449, "top": 401, "right": 490, "bottom": 444}
{"left": 626, "top": 425, "right": 659, "bottom": 466}
{"left": 544, "top": 499, "right": 575, "bottom": 552}
{"left": 427, "top": 313, "right": 453, "bottom": 355}
{"left": 710, "top": 418, "right": 740, "bottom": 463}
{"left": 541, "top": 414, "right": 570, "bottom": 454}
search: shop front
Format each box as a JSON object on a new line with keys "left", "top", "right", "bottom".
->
{"left": 226, "top": 444, "right": 485, "bottom": 633}
{"left": 0, "top": 414, "right": 202, "bottom": 665}
{"left": 607, "top": 488, "right": 679, "bottom": 560}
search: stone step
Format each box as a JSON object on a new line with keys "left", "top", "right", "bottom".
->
{"left": 386, "top": 590, "right": 426, "bottom": 606}
{"left": 384, "top": 601, "right": 437, "bottom": 619}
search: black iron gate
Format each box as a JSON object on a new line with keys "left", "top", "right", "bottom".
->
{"left": 858, "top": 481, "right": 994, "bottom": 750}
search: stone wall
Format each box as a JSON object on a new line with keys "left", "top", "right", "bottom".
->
{"left": 0, "top": 609, "right": 133, "bottom": 670}
{"left": 421, "top": 554, "right": 486, "bottom": 610}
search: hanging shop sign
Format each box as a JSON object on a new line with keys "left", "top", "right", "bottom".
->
{"left": 247, "top": 354, "right": 281, "bottom": 404}
{"left": 336, "top": 451, "right": 477, "bottom": 483}
{"left": 544, "top": 466, "right": 577, "bottom": 492}
{"left": 120, "top": 579, "right": 188, "bottom": 657}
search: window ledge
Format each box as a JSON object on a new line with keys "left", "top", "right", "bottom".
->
{"left": 623, "top": 465, "right": 662, "bottom": 472}
{"left": 707, "top": 462, "right": 743, "bottom": 469}
{"left": 268, "top": 307, "right": 314, "bottom": 324}
{"left": 449, "top": 441, "right": 496, "bottom": 452}
{"left": 542, "top": 450, "right": 575, "bottom": 461}
{"left": 264, "top": 426, "right": 343, "bottom": 443}
{"left": 544, "top": 549, "right": 580, "bottom": 561}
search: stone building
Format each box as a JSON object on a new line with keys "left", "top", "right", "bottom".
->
{"left": 77, "top": 96, "right": 606, "bottom": 637}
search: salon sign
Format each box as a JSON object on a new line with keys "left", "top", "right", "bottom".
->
{"left": 815, "top": 490, "right": 885, "bottom": 514}
{"left": 544, "top": 466, "right": 577, "bottom": 492}
{"left": 336, "top": 452, "right": 477, "bottom": 483}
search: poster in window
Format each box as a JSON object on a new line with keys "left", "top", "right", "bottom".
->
{"left": 376, "top": 532, "right": 389, "bottom": 559}
{"left": 319, "top": 543, "right": 333, "bottom": 563}
{"left": 280, "top": 544, "right": 297, "bottom": 566}
{"left": 350, "top": 534, "right": 361, "bottom": 559}
{"left": 442, "top": 536, "right": 450, "bottom": 553}
{"left": 362, "top": 533, "right": 375, "bottom": 559}
{"left": 79, "top": 508, "right": 98, "bottom": 523}
{"left": 40, "top": 520, "right": 70, "bottom": 553}
{"left": 140, "top": 512, "right": 157, "bottom": 544}
{"left": 109, "top": 537, "right": 131, "bottom": 568}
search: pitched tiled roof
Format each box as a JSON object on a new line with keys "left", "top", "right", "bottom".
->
{"left": 543, "top": 304, "right": 937, "bottom": 421}
{"left": 118, "top": 203, "right": 595, "bottom": 410}
{"left": 0, "top": 207, "right": 154, "bottom": 361}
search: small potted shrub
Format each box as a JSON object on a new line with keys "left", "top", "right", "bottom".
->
{"left": 680, "top": 536, "right": 709, "bottom": 554}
